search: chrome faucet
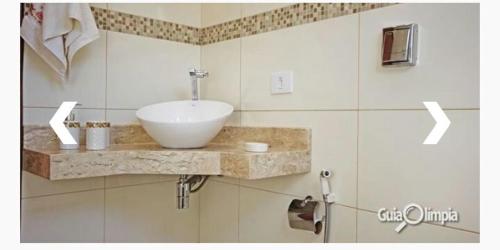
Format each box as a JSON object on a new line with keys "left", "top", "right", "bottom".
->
{"left": 188, "top": 68, "right": 209, "bottom": 101}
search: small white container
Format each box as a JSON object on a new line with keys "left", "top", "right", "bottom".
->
{"left": 86, "top": 121, "right": 110, "bottom": 150}
{"left": 245, "top": 142, "right": 269, "bottom": 153}
{"left": 59, "top": 121, "right": 80, "bottom": 150}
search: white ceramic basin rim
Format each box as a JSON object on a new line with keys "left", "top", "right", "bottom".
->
{"left": 136, "top": 100, "right": 233, "bottom": 148}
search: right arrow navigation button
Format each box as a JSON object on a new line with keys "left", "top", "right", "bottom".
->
{"left": 423, "top": 101, "right": 451, "bottom": 145}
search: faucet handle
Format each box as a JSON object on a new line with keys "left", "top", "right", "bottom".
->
{"left": 188, "top": 68, "right": 209, "bottom": 77}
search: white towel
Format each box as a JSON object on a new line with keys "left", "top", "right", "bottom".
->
{"left": 21, "top": 3, "right": 99, "bottom": 82}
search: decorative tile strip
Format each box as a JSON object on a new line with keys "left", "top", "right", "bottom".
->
{"left": 91, "top": 6, "right": 201, "bottom": 45}
{"left": 87, "top": 3, "right": 395, "bottom": 46}
{"left": 201, "top": 2, "right": 395, "bottom": 45}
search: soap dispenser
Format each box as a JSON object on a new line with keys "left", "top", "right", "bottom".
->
{"left": 59, "top": 105, "right": 81, "bottom": 150}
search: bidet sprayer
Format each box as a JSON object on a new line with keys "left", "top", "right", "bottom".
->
{"left": 320, "top": 169, "right": 335, "bottom": 204}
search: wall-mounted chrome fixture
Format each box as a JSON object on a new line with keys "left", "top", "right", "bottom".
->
{"left": 176, "top": 175, "right": 209, "bottom": 209}
{"left": 188, "top": 68, "right": 209, "bottom": 101}
{"left": 288, "top": 195, "right": 323, "bottom": 235}
{"left": 382, "top": 24, "right": 418, "bottom": 66}
{"left": 288, "top": 169, "right": 336, "bottom": 243}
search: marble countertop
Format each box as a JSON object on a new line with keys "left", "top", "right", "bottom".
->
{"left": 23, "top": 125, "right": 311, "bottom": 180}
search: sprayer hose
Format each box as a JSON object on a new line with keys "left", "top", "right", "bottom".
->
{"left": 323, "top": 200, "right": 332, "bottom": 243}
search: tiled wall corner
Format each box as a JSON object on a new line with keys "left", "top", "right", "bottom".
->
{"left": 106, "top": 31, "right": 200, "bottom": 110}
{"left": 104, "top": 181, "right": 199, "bottom": 242}
{"left": 201, "top": 38, "right": 241, "bottom": 109}
{"left": 22, "top": 2, "right": 480, "bottom": 243}
{"left": 241, "top": 3, "right": 293, "bottom": 17}
{"left": 202, "top": 3, "right": 242, "bottom": 27}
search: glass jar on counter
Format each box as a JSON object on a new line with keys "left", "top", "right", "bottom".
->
{"left": 86, "top": 121, "right": 110, "bottom": 150}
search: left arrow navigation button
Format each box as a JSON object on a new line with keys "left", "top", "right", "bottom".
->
{"left": 49, "top": 101, "right": 78, "bottom": 145}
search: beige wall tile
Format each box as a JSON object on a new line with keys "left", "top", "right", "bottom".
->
{"left": 89, "top": 3, "right": 106, "bottom": 9}
{"left": 359, "top": 3, "right": 479, "bottom": 109}
{"left": 210, "top": 175, "right": 240, "bottom": 185}
{"left": 23, "top": 107, "right": 105, "bottom": 126}
{"left": 240, "top": 111, "right": 357, "bottom": 207}
{"left": 201, "top": 38, "right": 241, "bottom": 109}
{"left": 240, "top": 15, "right": 358, "bottom": 110}
{"left": 225, "top": 111, "right": 241, "bottom": 126}
{"left": 23, "top": 30, "right": 107, "bottom": 109}
{"left": 357, "top": 210, "right": 479, "bottom": 242}
{"left": 327, "top": 205, "right": 357, "bottom": 243}
{"left": 106, "top": 31, "right": 200, "bottom": 109}
{"left": 105, "top": 109, "right": 139, "bottom": 125}
{"left": 241, "top": 3, "right": 293, "bottom": 17}
{"left": 105, "top": 181, "right": 199, "bottom": 242}
{"left": 105, "top": 110, "right": 239, "bottom": 126}
{"left": 108, "top": 3, "right": 201, "bottom": 27}
{"left": 239, "top": 187, "right": 322, "bottom": 243}
{"left": 358, "top": 110, "right": 479, "bottom": 232}
{"left": 200, "top": 180, "right": 239, "bottom": 242}
{"left": 22, "top": 171, "right": 104, "bottom": 198}
{"left": 21, "top": 190, "right": 105, "bottom": 242}
{"left": 202, "top": 3, "right": 241, "bottom": 27}
{"left": 104, "top": 174, "right": 176, "bottom": 188}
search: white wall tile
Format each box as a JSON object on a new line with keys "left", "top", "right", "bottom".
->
{"left": 202, "top": 3, "right": 241, "bottom": 27}
{"left": 240, "top": 111, "right": 357, "bottom": 207}
{"left": 21, "top": 190, "right": 105, "bottom": 242}
{"left": 108, "top": 3, "right": 201, "bottom": 27}
{"left": 225, "top": 111, "right": 241, "bottom": 126}
{"left": 200, "top": 180, "right": 239, "bottom": 242}
{"left": 22, "top": 171, "right": 104, "bottom": 198}
{"left": 23, "top": 107, "right": 105, "bottom": 125}
{"left": 106, "top": 31, "right": 200, "bottom": 109}
{"left": 89, "top": 3, "right": 107, "bottom": 9}
{"left": 240, "top": 16, "right": 358, "bottom": 110}
{"left": 210, "top": 175, "right": 240, "bottom": 185}
{"left": 239, "top": 187, "right": 322, "bottom": 243}
{"left": 104, "top": 174, "right": 175, "bottom": 188}
{"left": 23, "top": 30, "right": 106, "bottom": 109}
{"left": 359, "top": 3, "right": 479, "bottom": 109}
{"left": 201, "top": 38, "right": 241, "bottom": 109}
{"left": 105, "top": 109, "right": 139, "bottom": 125}
{"left": 105, "top": 181, "right": 199, "bottom": 242}
{"left": 357, "top": 210, "right": 479, "bottom": 242}
{"left": 241, "top": 3, "right": 292, "bottom": 17}
{"left": 327, "top": 205, "right": 357, "bottom": 243}
{"left": 358, "top": 110, "right": 479, "bottom": 232}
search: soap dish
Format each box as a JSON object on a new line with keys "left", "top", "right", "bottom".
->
{"left": 245, "top": 142, "right": 269, "bottom": 153}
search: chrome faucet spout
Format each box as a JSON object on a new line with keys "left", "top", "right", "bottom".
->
{"left": 188, "top": 68, "right": 209, "bottom": 101}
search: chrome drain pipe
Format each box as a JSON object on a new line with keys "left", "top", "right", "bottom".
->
{"left": 176, "top": 175, "right": 209, "bottom": 209}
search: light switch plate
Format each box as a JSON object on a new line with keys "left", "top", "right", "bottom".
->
{"left": 271, "top": 71, "right": 294, "bottom": 94}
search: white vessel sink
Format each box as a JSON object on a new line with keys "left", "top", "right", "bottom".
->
{"left": 136, "top": 100, "right": 233, "bottom": 148}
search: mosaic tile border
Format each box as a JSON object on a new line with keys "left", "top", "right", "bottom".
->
{"left": 202, "top": 2, "right": 395, "bottom": 45}
{"left": 89, "top": 3, "right": 395, "bottom": 46}
{"left": 91, "top": 6, "right": 200, "bottom": 45}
